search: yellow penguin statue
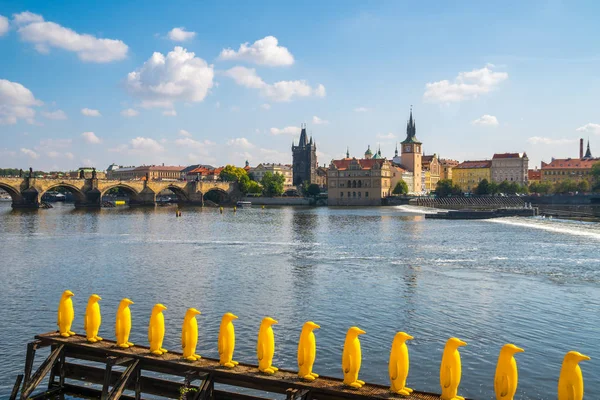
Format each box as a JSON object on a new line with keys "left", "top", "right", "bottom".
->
{"left": 182, "top": 308, "right": 202, "bottom": 361}
{"left": 57, "top": 290, "right": 75, "bottom": 337}
{"left": 148, "top": 304, "right": 168, "bottom": 356}
{"left": 84, "top": 294, "right": 103, "bottom": 343}
{"left": 297, "top": 321, "right": 320, "bottom": 381}
{"left": 494, "top": 343, "right": 524, "bottom": 400}
{"left": 257, "top": 317, "right": 278, "bottom": 374}
{"left": 440, "top": 337, "right": 467, "bottom": 400}
{"left": 558, "top": 351, "right": 590, "bottom": 400}
{"left": 115, "top": 298, "right": 134, "bottom": 348}
{"left": 218, "top": 312, "right": 239, "bottom": 368}
{"left": 342, "top": 326, "right": 366, "bottom": 389}
{"left": 389, "top": 331, "right": 414, "bottom": 395}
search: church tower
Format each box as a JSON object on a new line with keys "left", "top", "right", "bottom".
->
{"left": 292, "top": 124, "right": 318, "bottom": 185}
{"left": 401, "top": 108, "right": 423, "bottom": 193}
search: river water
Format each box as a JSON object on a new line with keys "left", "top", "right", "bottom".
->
{"left": 0, "top": 202, "right": 599, "bottom": 399}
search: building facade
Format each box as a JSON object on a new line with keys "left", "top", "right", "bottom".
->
{"left": 327, "top": 157, "right": 392, "bottom": 206}
{"left": 390, "top": 165, "right": 414, "bottom": 194}
{"left": 541, "top": 139, "right": 598, "bottom": 184}
{"left": 185, "top": 166, "right": 224, "bottom": 181}
{"left": 491, "top": 153, "right": 529, "bottom": 185}
{"left": 106, "top": 164, "right": 184, "bottom": 180}
{"left": 439, "top": 159, "right": 459, "bottom": 180}
{"left": 392, "top": 109, "right": 423, "bottom": 194}
{"left": 291, "top": 124, "right": 317, "bottom": 185}
{"left": 452, "top": 160, "right": 492, "bottom": 193}
{"left": 528, "top": 169, "right": 541, "bottom": 184}
{"left": 250, "top": 163, "right": 293, "bottom": 186}
{"left": 422, "top": 154, "right": 441, "bottom": 193}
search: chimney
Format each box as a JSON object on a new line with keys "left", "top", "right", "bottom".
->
{"left": 580, "top": 138, "right": 584, "bottom": 159}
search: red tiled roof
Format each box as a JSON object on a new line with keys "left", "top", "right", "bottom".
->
{"left": 493, "top": 153, "right": 527, "bottom": 159}
{"left": 541, "top": 158, "right": 599, "bottom": 170}
{"left": 332, "top": 158, "right": 386, "bottom": 170}
{"left": 440, "top": 159, "right": 459, "bottom": 166}
{"left": 454, "top": 160, "right": 492, "bottom": 169}
{"left": 528, "top": 169, "right": 541, "bottom": 180}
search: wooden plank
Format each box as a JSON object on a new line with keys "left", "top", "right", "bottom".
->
{"left": 20, "top": 344, "right": 64, "bottom": 400}
{"left": 192, "top": 374, "right": 213, "bottom": 400}
{"left": 9, "top": 374, "right": 23, "bottom": 400}
{"left": 108, "top": 359, "right": 140, "bottom": 400}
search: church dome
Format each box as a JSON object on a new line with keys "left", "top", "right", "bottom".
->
{"left": 365, "top": 145, "right": 373, "bottom": 156}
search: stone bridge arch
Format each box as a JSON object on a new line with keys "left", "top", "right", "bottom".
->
{"left": 38, "top": 183, "right": 87, "bottom": 204}
{"left": 0, "top": 182, "right": 23, "bottom": 203}
{"left": 202, "top": 187, "right": 231, "bottom": 205}
{"left": 100, "top": 183, "right": 145, "bottom": 206}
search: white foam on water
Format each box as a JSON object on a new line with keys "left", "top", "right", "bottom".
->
{"left": 393, "top": 205, "right": 445, "bottom": 214}
{"left": 488, "top": 217, "right": 600, "bottom": 240}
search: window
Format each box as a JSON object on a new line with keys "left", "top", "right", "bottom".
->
{"left": 348, "top": 191, "right": 351, "bottom": 198}
{"left": 365, "top": 191, "right": 369, "bottom": 198}
{"left": 358, "top": 192, "right": 361, "bottom": 198}
{"left": 340, "top": 192, "right": 343, "bottom": 197}
{"left": 353, "top": 192, "right": 356, "bottom": 197}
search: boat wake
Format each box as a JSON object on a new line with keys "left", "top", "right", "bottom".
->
{"left": 393, "top": 205, "right": 446, "bottom": 214}
{"left": 488, "top": 217, "right": 600, "bottom": 240}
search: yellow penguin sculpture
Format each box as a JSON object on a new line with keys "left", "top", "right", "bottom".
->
{"left": 389, "top": 331, "right": 414, "bottom": 395}
{"left": 494, "top": 343, "right": 524, "bottom": 400}
{"left": 182, "top": 308, "right": 202, "bottom": 361}
{"left": 148, "top": 304, "right": 168, "bottom": 356}
{"left": 558, "top": 351, "right": 590, "bottom": 400}
{"left": 57, "top": 290, "right": 75, "bottom": 337}
{"left": 297, "top": 321, "right": 320, "bottom": 381}
{"left": 257, "top": 317, "right": 278, "bottom": 374}
{"left": 115, "top": 298, "right": 134, "bottom": 348}
{"left": 440, "top": 337, "right": 467, "bottom": 400}
{"left": 84, "top": 294, "right": 103, "bottom": 343}
{"left": 342, "top": 326, "right": 366, "bottom": 389}
{"left": 218, "top": 312, "right": 239, "bottom": 368}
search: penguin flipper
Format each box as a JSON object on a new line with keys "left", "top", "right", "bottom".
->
{"left": 218, "top": 331, "right": 223, "bottom": 355}
{"left": 298, "top": 344, "right": 304, "bottom": 367}
{"left": 390, "top": 360, "right": 399, "bottom": 381}
{"left": 443, "top": 365, "right": 452, "bottom": 388}
{"left": 258, "top": 342, "right": 264, "bottom": 361}
{"left": 499, "top": 374, "right": 509, "bottom": 397}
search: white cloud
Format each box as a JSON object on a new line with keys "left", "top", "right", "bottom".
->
{"left": 47, "top": 151, "right": 61, "bottom": 158}
{"left": 65, "top": 152, "right": 74, "bottom": 160}
{"left": 167, "top": 27, "right": 196, "bottom": 42}
{"left": 179, "top": 129, "right": 192, "bottom": 137}
{"left": 312, "top": 116, "right": 329, "bottom": 125}
{"left": 14, "top": 12, "right": 128, "bottom": 63}
{"left": 424, "top": 65, "right": 508, "bottom": 103}
{"left": 576, "top": 123, "right": 600, "bottom": 135}
{"left": 162, "top": 110, "right": 177, "bottom": 116}
{"left": 471, "top": 114, "right": 499, "bottom": 126}
{"left": 126, "top": 46, "right": 214, "bottom": 109}
{"left": 120, "top": 108, "right": 139, "bottom": 117}
{"left": 130, "top": 137, "right": 164, "bottom": 153}
{"left": 0, "top": 79, "right": 43, "bottom": 125}
{"left": 227, "top": 137, "right": 254, "bottom": 148}
{"left": 21, "top": 148, "right": 39, "bottom": 159}
{"left": 224, "top": 66, "right": 325, "bottom": 102}
{"left": 261, "top": 103, "right": 271, "bottom": 110}
{"left": 376, "top": 132, "right": 396, "bottom": 139}
{"left": 219, "top": 36, "right": 294, "bottom": 67}
{"left": 527, "top": 137, "right": 578, "bottom": 145}
{"left": 0, "top": 15, "right": 8, "bottom": 36}
{"left": 270, "top": 126, "right": 301, "bottom": 136}
{"left": 174, "top": 137, "right": 214, "bottom": 156}
{"left": 39, "top": 138, "right": 71, "bottom": 148}
{"left": 81, "top": 108, "right": 101, "bottom": 117}
{"left": 354, "top": 107, "right": 368, "bottom": 112}
{"left": 41, "top": 109, "right": 67, "bottom": 120}
{"left": 81, "top": 131, "right": 101, "bottom": 144}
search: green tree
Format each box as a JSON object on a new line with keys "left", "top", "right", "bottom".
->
{"left": 435, "top": 179, "right": 463, "bottom": 197}
{"left": 553, "top": 179, "right": 578, "bottom": 194}
{"left": 261, "top": 172, "right": 285, "bottom": 197}
{"left": 306, "top": 183, "right": 321, "bottom": 197}
{"left": 488, "top": 181, "right": 499, "bottom": 195}
{"left": 246, "top": 180, "right": 262, "bottom": 194}
{"left": 497, "top": 180, "right": 511, "bottom": 194}
{"left": 301, "top": 180, "right": 310, "bottom": 194}
{"left": 474, "top": 179, "right": 491, "bottom": 195}
{"left": 577, "top": 180, "right": 590, "bottom": 193}
{"left": 392, "top": 180, "right": 409, "bottom": 195}
{"left": 219, "top": 165, "right": 247, "bottom": 182}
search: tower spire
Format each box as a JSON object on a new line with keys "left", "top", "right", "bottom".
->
{"left": 346, "top": 146, "right": 350, "bottom": 158}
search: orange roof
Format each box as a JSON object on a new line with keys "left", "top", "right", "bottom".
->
{"left": 455, "top": 160, "right": 492, "bottom": 169}
{"left": 541, "top": 158, "right": 599, "bottom": 170}
{"left": 493, "top": 153, "right": 527, "bottom": 159}
{"left": 332, "top": 158, "right": 386, "bottom": 170}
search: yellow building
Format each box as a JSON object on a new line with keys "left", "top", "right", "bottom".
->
{"left": 439, "top": 159, "right": 459, "bottom": 180}
{"left": 327, "top": 154, "right": 392, "bottom": 206}
{"left": 452, "top": 160, "right": 492, "bottom": 193}
{"left": 540, "top": 140, "right": 598, "bottom": 184}
{"left": 250, "top": 163, "right": 293, "bottom": 187}
{"left": 422, "top": 154, "right": 441, "bottom": 193}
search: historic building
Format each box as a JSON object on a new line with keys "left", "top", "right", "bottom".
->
{"left": 491, "top": 153, "right": 529, "bottom": 185}
{"left": 291, "top": 124, "right": 317, "bottom": 185}
{"left": 439, "top": 159, "right": 459, "bottom": 181}
{"left": 541, "top": 139, "right": 598, "bottom": 184}
{"left": 327, "top": 151, "right": 392, "bottom": 206}
{"left": 453, "top": 160, "right": 492, "bottom": 193}
{"left": 392, "top": 109, "right": 423, "bottom": 194}
{"left": 315, "top": 166, "right": 328, "bottom": 188}
{"left": 185, "top": 166, "right": 224, "bottom": 181}
{"left": 106, "top": 164, "right": 184, "bottom": 180}
{"left": 422, "top": 154, "right": 441, "bottom": 193}
{"left": 390, "top": 165, "right": 414, "bottom": 194}
{"left": 528, "top": 168, "right": 541, "bottom": 184}
{"left": 250, "top": 163, "right": 293, "bottom": 186}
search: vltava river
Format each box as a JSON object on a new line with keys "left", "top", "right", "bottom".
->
{"left": 1, "top": 203, "right": 599, "bottom": 399}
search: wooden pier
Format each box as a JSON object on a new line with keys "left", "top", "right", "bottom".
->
{"left": 13, "top": 332, "right": 449, "bottom": 400}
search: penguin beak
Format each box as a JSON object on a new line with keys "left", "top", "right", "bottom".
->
{"left": 127, "top": 299, "right": 134, "bottom": 305}
{"left": 458, "top": 340, "right": 467, "bottom": 347}
{"left": 314, "top": 323, "right": 321, "bottom": 330}
{"left": 405, "top": 334, "right": 414, "bottom": 341}
{"left": 231, "top": 314, "right": 238, "bottom": 320}
{"left": 272, "top": 319, "right": 279, "bottom": 325}
{"left": 358, "top": 329, "right": 366, "bottom": 335}
{"left": 194, "top": 309, "right": 201, "bottom": 316}
{"left": 65, "top": 290, "right": 74, "bottom": 297}
{"left": 514, "top": 346, "right": 524, "bottom": 353}
{"left": 579, "top": 354, "right": 591, "bottom": 361}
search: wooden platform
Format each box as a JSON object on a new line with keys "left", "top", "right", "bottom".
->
{"left": 12, "top": 331, "right": 451, "bottom": 400}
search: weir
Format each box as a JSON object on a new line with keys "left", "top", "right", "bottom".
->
{"left": 14, "top": 332, "right": 447, "bottom": 400}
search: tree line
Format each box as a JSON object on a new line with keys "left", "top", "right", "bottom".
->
{"left": 218, "top": 165, "right": 321, "bottom": 197}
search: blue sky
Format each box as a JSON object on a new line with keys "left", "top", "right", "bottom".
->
{"left": 1, "top": 0, "right": 599, "bottom": 171}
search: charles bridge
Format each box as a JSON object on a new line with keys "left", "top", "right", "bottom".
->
{"left": 0, "top": 176, "right": 239, "bottom": 208}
